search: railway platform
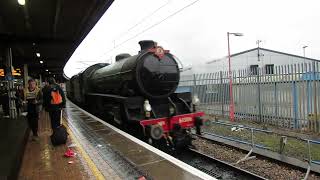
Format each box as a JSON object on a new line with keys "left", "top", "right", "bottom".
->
{"left": 11, "top": 100, "right": 215, "bottom": 180}
{"left": 18, "top": 110, "right": 121, "bottom": 180}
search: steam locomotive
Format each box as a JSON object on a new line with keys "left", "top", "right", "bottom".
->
{"left": 66, "top": 40, "right": 204, "bottom": 150}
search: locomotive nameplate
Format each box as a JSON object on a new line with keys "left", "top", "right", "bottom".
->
{"left": 179, "top": 117, "right": 192, "bottom": 123}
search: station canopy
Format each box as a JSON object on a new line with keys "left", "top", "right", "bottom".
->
{"left": 0, "top": 0, "right": 114, "bottom": 82}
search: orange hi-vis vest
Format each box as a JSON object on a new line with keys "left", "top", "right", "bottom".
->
{"left": 51, "top": 89, "right": 63, "bottom": 105}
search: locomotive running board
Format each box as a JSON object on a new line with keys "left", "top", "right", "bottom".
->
{"left": 87, "top": 93, "right": 142, "bottom": 103}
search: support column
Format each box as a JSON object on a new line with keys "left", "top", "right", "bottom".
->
{"left": 6, "top": 48, "right": 17, "bottom": 119}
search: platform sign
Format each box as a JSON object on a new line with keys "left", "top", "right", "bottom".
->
{"left": 0, "top": 68, "right": 22, "bottom": 77}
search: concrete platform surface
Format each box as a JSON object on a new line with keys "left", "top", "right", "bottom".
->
{"left": 18, "top": 111, "right": 121, "bottom": 180}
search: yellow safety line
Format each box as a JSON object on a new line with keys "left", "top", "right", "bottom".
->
{"left": 62, "top": 117, "right": 105, "bottom": 180}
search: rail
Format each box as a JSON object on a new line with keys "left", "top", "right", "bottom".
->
{"left": 202, "top": 120, "right": 320, "bottom": 179}
{"left": 186, "top": 148, "right": 267, "bottom": 180}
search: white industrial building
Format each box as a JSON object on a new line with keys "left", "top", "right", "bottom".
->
{"left": 183, "top": 47, "right": 320, "bottom": 75}
{"left": 178, "top": 48, "right": 320, "bottom": 131}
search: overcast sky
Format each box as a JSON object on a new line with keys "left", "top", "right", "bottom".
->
{"left": 64, "top": 0, "right": 320, "bottom": 78}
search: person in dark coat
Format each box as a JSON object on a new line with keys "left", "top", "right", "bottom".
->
{"left": 15, "top": 85, "right": 24, "bottom": 116}
{"left": 0, "top": 86, "right": 9, "bottom": 117}
{"left": 41, "top": 80, "right": 50, "bottom": 112}
{"left": 43, "top": 77, "right": 66, "bottom": 130}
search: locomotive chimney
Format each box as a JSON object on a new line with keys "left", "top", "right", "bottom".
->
{"left": 139, "top": 40, "right": 157, "bottom": 51}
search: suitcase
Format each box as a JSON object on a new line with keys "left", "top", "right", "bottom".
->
{"left": 51, "top": 125, "right": 68, "bottom": 146}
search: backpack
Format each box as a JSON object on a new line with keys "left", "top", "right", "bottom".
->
{"left": 51, "top": 88, "right": 63, "bottom": 105}
{"left": 50, "top": 125, "right": 68, "bottom": 146}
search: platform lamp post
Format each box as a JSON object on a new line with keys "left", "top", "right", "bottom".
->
{"left": 303, "top": 45, "right": 311, "bottom": 125}
{"left": 304, "top": 45, "right": 319, "bottom": 130}
{"left": 303, "top": 45, "right": 308, "bottom": 63}
{"left": 227, "top": 32, "right": 243, "bottom": 122}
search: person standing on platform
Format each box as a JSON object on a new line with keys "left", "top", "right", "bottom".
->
{"left": 0, "top": 85, "right": 9, "bottom": 117}
{"left": 41, "top": 80, "right": 50, "bottom": 112}
{"left": 23, "top": 79, "right": 42, "bottom": 140}
{"left": 41, "top": 80, "right": 51, "bottom": 122}
{"left": 43, "top": 77, "right": 66, "bottom": 130}
{"left": 15, "top": 85, "right": 24, "bottom": 116}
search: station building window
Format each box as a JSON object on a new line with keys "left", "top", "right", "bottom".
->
{"left": 265, "top": 64, "right": 274, "bottom": 74}
{"left": 250, "top": 65, "right": 259, "bottom": 75}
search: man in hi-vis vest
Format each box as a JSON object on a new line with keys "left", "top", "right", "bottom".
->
{"left": 23, "top": 79, "right": 42, "bottom": 141}
{"left": 43, "top": 77, "right": 66, "bottom": 130}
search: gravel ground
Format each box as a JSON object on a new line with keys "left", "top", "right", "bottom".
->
{"left": 202, "top": 121, "right": 320, "bottom": 161}
{"left": 192, "top": 137, "right": 320, "bottom": 180}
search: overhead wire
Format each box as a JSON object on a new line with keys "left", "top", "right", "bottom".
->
{"left": 86, "top": 0, "right": 171, "bottom": 64}
{"left": 98, "top": 0, "right": 201, "bottom": 61}
{"left": 114, "top": 0, "right": 172, "bottom": 42}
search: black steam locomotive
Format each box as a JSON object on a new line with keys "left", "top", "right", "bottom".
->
{"left": 66, "top": 40, "right": 204, "bottom": 150}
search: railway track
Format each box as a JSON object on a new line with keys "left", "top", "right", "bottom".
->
{"left": 175, "top": 148, "right": 266, "bottom": 180}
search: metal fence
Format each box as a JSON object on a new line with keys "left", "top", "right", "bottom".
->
{"left": 179, "top": 62, "right": 320, "bottom": 132}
